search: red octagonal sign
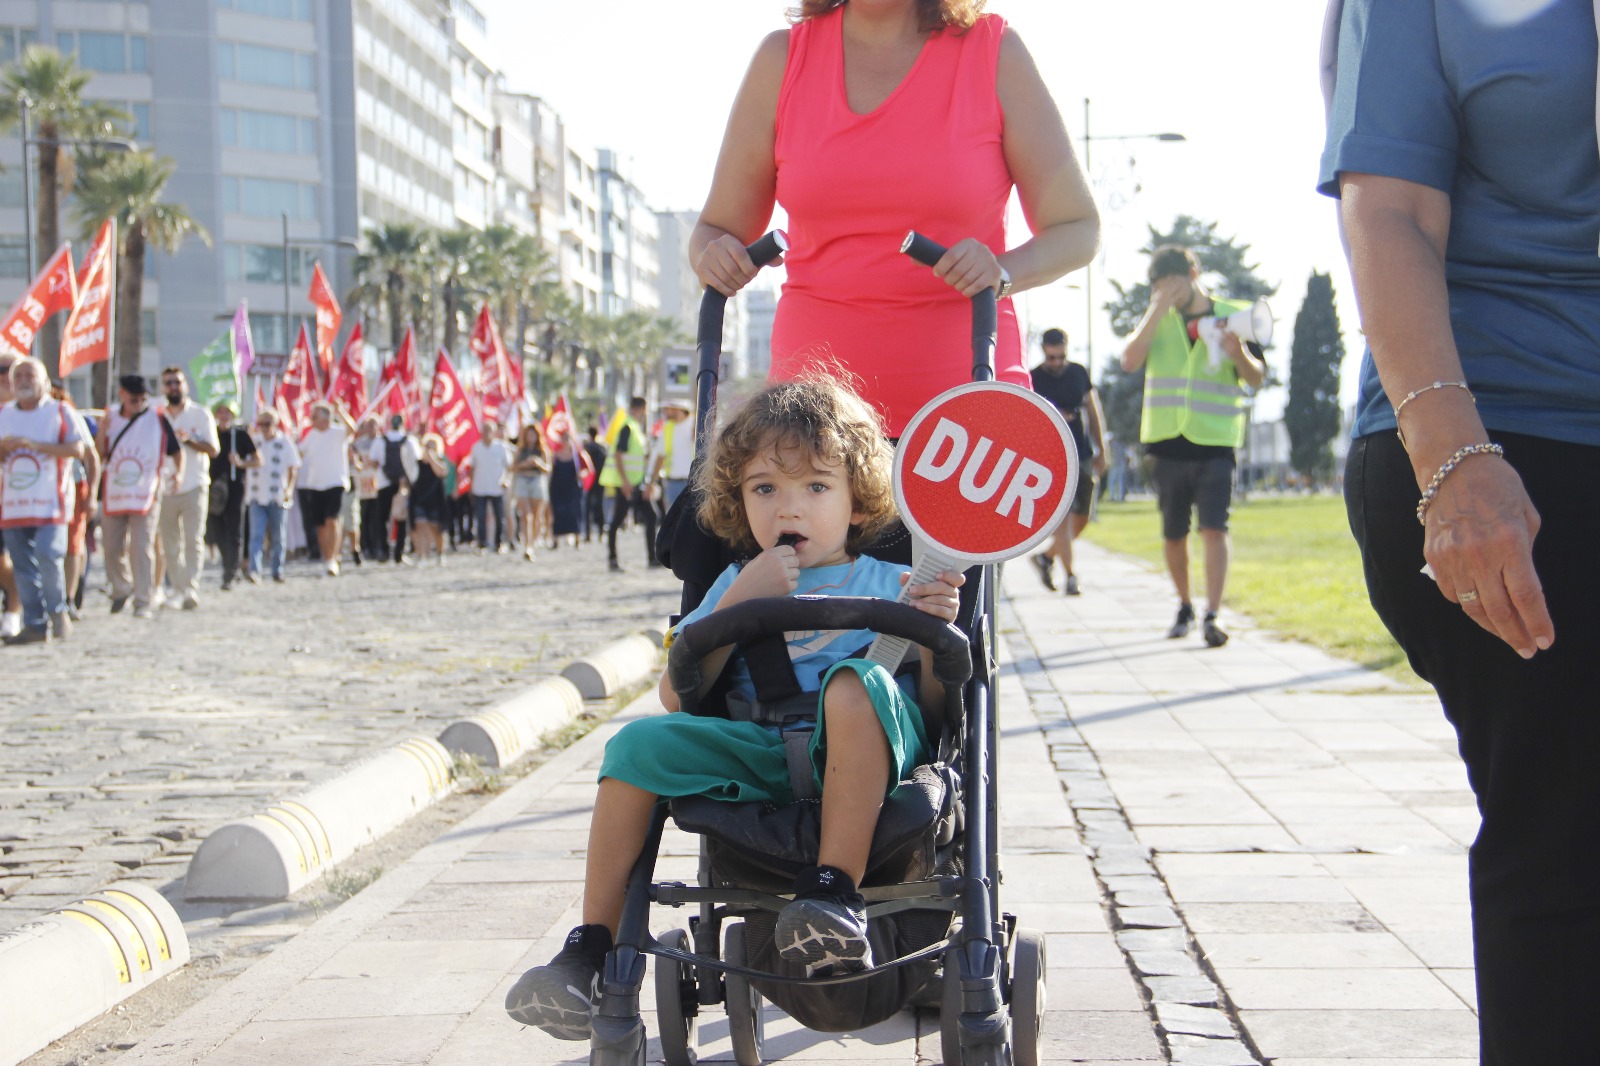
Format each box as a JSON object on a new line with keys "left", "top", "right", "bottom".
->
{"left": 894, "top": 382, "right": 1078, "bottom": 565}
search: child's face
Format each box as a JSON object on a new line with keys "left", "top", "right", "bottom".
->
{"left": 740, "top": 445, "right": 863, "bottom": 568}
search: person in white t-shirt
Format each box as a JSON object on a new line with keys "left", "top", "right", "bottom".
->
{"left": 0, "top": 358, "right": 90, "bottom": 643}
{"left": 158, "top": 365, "right": 219, "bottom": 609}
{"left": 245, "top": 409, "right": 300, "bottom": 583}
{"left": 468, "top": 420, "right": 514, "bottom": 553}
{"left": 296, "top": 402, "right": 356, "bottom": 576}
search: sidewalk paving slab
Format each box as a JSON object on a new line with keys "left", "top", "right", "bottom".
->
{"left": 104, "top": 537, "right": 1476, "bottom": 1065}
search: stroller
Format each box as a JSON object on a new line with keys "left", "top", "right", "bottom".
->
{"left": 584, "top": 231, "right": 1046, "bottom": 1066}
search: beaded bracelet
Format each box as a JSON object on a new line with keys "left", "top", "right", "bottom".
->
{"left": 1415, "top": 442, "right": 1505, "bottom": 526}
{"left": 1394, "top": 380, "right": 1472, "bottom": 447}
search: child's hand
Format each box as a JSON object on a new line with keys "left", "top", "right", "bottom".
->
{"left": 902, "top": 569, "right": 964, "bottom": 623}
{"left": 727, "top": 544, "right": 800, "bottom": 603}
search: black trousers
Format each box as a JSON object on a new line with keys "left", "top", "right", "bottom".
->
{"left": 607, "top": 488, "right": 657, "bottom": 565}
{"left": 585, "top": 484, "right": 607, "bottom": 540}
{"left": 359, "top": 496, "right": 385, "bottom": 561}
{"left": 206, "top": 482, "right": 246, "bottom": 581}
{"left": 1346, "top": 430, "right": 1600, "bottom": 1064}
{"left": 374, "top": 484, "right": 406, "bottom": 562}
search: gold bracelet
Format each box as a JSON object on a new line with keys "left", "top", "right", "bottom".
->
{"left": 1394, "top": 380, "right": 1472, "bottom": 447}
{"left": 1416, "top": 442, "right": 1505, "bottom": 526}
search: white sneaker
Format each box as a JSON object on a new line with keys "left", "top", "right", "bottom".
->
{"left": 326, "top": 559, "right": 340, "bottom": 577}
{"left": 0, "top": 612, "right": 20, "bottom": 638}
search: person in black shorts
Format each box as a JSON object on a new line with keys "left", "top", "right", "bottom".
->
{"left": 1120, "top": 246, "right": 1265, "bottom": 647}
{"left": 1028, "top": 328, "right": 1106, "bottom": 596}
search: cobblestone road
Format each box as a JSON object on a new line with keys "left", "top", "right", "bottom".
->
{"left": 0, "top": 528, "right": 679, "bottom": 932}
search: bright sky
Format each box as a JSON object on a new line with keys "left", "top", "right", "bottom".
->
{"left": 473, "top": 0, "right": 1359, "bottom": 420}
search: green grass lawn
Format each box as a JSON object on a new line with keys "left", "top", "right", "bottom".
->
{"left": 1079, "top": 494, "right": 1422, "bottom": 684}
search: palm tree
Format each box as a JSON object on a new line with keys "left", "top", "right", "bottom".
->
{"left": 472, "top": 224, "right": 557, "bottom": 355}
{"left": 433, "top": 227, "right": 477, "bottom": 357}
{"left": 0, "top": 46, "right": 129, "bottom": 376}
{"left": 72, "top": 151, "right": 211, "bottom": 405}
{"left": 349, "top": 223, "right": 431, "bottom": 352}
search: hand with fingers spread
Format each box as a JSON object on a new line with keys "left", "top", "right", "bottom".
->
{"left": 1423, "top": 453, "right": 1553, "bottom": 659}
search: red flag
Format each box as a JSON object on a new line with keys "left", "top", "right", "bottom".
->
{"left": 544, "top": 391, "right": 595, "bottom": 488}
{"left": 379, "top": 326, "right": 420, "bottom": 425}
{"left": 470, "top": 305, "right": 522, "bottom": 427}
{"left": 326, "top": 322, "right": 368, "bottom": 417}
{"left": 60, "top": 220, "right": 116, "bottom": 377}
{"left": 308, "top": 262, "right": 342, "bottom": 378}
{"left": 0, "top": 243, "right": 78, "bottom": 359}
{"left": 274, "top": 323, "right": 316, "bottom": 438}
{"left": 425, "top": 348, "right": 482, "bottom": 467}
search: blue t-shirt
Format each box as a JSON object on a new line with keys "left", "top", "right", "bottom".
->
{"left": 1319, "top": 0, "right": 1600, "bottom": 445}
{"left": 675, "top": 554, "right": 909, "bottom": 702}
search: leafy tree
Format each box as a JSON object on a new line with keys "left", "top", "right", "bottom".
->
{"left": 1285, "top": 271, "right": 1346, "bottom": 485}
{"left": 73, "top": 151, "right": 210, "bottom": 406}
{"left": 1096, "top": 357, "right": 1146, "bottom": 456}
{"left": 0, "top": 46, "right": 129, "bottom": 377}
{"left": 1105, "top": 215, "right": 1277, "bottom": 340}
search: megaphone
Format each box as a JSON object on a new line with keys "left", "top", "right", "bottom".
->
{"left": 1212, "top": 299, "right": 1274, "bottom": 347}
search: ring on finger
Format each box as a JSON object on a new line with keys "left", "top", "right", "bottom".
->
{"left": 1458, "top": 589, "right": 1479, "bottom": 605}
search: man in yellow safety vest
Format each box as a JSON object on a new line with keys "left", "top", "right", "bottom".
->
{"left": 600, "top": 396, "right": 657, "bottom": 571}
{"left": 1121, "top": 245, "right": 1265, "bottom": 648}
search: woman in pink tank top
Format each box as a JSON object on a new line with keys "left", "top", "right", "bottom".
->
{"left": 692, "top": 0, "right": 1098, "bottom": 435}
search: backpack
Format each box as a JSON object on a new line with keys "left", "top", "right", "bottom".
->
{"left": 382, "top": 437, "right": 405, "bottom": 483}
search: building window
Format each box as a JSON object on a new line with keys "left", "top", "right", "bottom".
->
{"left": 222, "top": 176, "right": 319, "bottom": 220}
{"left": 221, "top": 109, "right": 317, "bottom": 154}
{"left": 215, "top": 0, "right": 312, "bottom": 20}
{"left": 57, "top": 32, "right": 149, "bottom": 74}
{"left": 246, "top": 313, "right": 314, "bottom": 355}
{"left": 218, "top": 42, "right": 315, "bottom": 90}
{"left": 141, "top": 310, "right": 157, "bottom": 347}
{"left": 224, "top": 244, "right": 315, "bottom": 286}
{"left": 0, "top": 238, "right": 28, "bottom": 278}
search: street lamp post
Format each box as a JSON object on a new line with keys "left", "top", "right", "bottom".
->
{"left": 16, "top": 93, "right": 138, "bottom": 278}
{"left": 1080, "top": 97, "right": 1186, "bottom": 377}
{"left": 268, "top": 212, "right": 358, "bottom": 406}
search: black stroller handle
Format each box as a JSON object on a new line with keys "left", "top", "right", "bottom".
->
{"left": 900, "top": 230, "right": 997, "bottom": 383}
{"left": 695, "top": 230, "right": 788, "bottom": 445}
{"left": 669, "top": 595, "right": 971, "bottom": 714}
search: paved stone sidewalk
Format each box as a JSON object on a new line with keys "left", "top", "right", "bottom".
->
{"left": 1004, "top": 542, "right": 1478, "bottom": 1065}
{"left": 0, "top": 529, "right": 680, "bottom": 932}
{"left": 111, "top": 618, "right": 1155, "bottom": 1065}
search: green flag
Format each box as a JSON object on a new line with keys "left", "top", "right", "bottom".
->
{"left": 190, "top": 329, "right": 239, "bottom": 411}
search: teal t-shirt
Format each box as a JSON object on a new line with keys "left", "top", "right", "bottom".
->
{"left": 674, "top": 554, "right": 908, "bottom": 701}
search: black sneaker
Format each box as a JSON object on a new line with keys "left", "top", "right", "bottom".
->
{"left": 1030, "top": 553, "right": 1056, "bottom": 591}
{"left": 1203, "top": 613, "right": 1229, "bottom": 648}
{"left": 505, "top": 924, "right": 611, "bottom": 1040}
{"left": 1168, "top": 602, "right": 1195, "bottom": 639}
{"left": 1064, "top": 573, "right": 1081, "bottom": 596}
{"left": 608, "top": 558, "right": 624, "bottom": 572}
{"left": 775, "top": 865, "right": 872, "bottom": 977}
{"left": 109, "top": 595, "right": 128, "bottom": 614}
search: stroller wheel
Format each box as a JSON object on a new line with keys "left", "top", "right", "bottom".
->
{"left": 654, "top": 928, "right": 699, "bottom": 1066}
{"left": 1009, "top": 928, "right": 1047, "bottom": 1066}
{"left": 723, "top": 921, "right": 765, "bottom": 1066}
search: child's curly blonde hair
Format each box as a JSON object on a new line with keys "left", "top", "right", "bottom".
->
{"left": 695, "top": 378, "right": 896, "bottom": 557}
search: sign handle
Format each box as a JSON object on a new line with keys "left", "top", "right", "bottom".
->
{"left": 863, "top": 544, "right": 957, "bottom": 671}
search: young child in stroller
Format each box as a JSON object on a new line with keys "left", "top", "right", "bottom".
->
{"left": 505, "top": 377, "right": 965, "bottom": 1040}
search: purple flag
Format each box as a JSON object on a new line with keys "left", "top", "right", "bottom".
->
{"left": 231, "top": 300, "right": 254, "bottom": 378}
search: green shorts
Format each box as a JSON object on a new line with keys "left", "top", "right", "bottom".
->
{"left": 597, "top": 659, "right": 930, "bottom": 805}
